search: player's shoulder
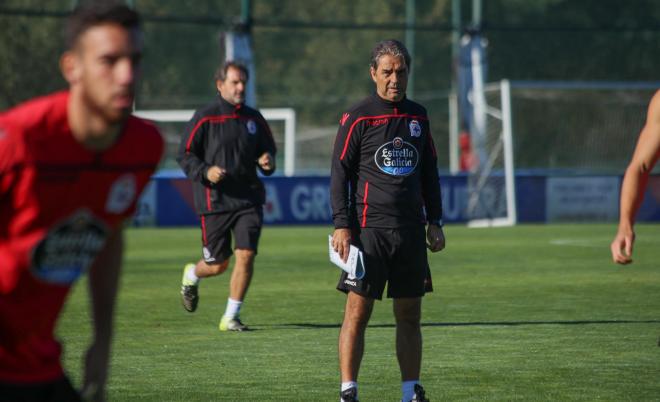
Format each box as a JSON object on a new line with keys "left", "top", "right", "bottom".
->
{"left": 643, "top": 90, "right": 660, "bottom": 127}
{"left": 348, "top": 95, "right": 377, "bottom": 115}
{"left": 403, "top": 98, "right": 428, "bottom": 117}
{"left": 0, "top": 91, "right": 67, "bottom": 136}
{"left": 126, "top": 115, "right": 163, "bottom": 141}
{"left": 0, "top": 92, "right": 65, "bottom": 169}
{"left": 239, "top": 102, "right": 261, "bottom": 116}
{"left": 648, "top": 90, "right": 660, "bottom": 111}
{"left": 187, "top": 100, "right": 221, "bottom": 123}
{"left": 337, "top": 96, "right": 376, "bottom": 127}
{"left": 124, "top": 116, "right": 165, "bottom": 161}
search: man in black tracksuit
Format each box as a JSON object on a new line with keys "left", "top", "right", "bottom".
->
{"left": 331, "top": 40, "right": 444, "bottom": 402}
{"left": 177, "top": 61, "right": 276, "bottom": 332}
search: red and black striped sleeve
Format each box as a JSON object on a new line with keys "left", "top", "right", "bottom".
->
{"left": 421, "top": 125, "right": 443, "bottom": 225}
{"left": 176, "top": 111, "right": 212, "bottom": 184}
{"left": 330, "top": 111, "right": 361, "bottom": 229}
{"left": 255, "top": 111, "right": 277, "bottom": 176}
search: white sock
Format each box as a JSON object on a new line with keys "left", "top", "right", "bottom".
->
{"left": 402, "top": 380, "right": 419, "bottom": 402}
{"left": 185, "top": 265, "right": 199, "bottom": 283}
{"left": 223, "top": 298, "right": 242, "bottom": 319}
{"left": 341, "top": 381, "right": 357, "bottom": 402}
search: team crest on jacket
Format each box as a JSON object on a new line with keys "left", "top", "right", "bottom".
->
{"left": 246, "top": 119, "right": 258, "bottom": 135}
{"left": 374, "top": 136, "right": 419, "bottom": 176}
{"left": 409, "top": 120, "right": 421, "bottom": 137}
{"left": 30, "top": 209, "right": 109, "bottom": 285}
{"left": 106, "top": 174, "right": 137, "bottom": 214}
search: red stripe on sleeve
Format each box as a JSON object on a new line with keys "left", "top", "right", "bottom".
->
{"left": 339, "top": 119, "right": 361, "bottom": 160}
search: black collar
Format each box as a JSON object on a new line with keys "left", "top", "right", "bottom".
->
{"left": 371, "top": 92, "right": 407, "bottom": 110}
{"left": 217, "top": 95, "right": 243, "bottom": 113}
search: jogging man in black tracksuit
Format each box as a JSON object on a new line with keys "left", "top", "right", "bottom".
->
{"left": 331, "top": 40, "right": 445, "bottom": 402}
{"left": 177, "top": 61, "right": 276, "bottom": 332}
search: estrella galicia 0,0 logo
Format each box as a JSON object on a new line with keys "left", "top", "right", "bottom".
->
{"left": 30, "top": 209, "right": 109, "bottom": 285}
{"left": 374, "top": 137, "right": 419, "bottom": 176}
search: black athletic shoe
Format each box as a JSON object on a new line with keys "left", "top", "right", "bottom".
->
{"left": 181, "top": 264, "right": 199, "bottom": 312}
{"left": 340, "top": 387, "right": 359, "bottom": 402}
{"left": 409, "top": 384, "right": 429, "bottom": 402}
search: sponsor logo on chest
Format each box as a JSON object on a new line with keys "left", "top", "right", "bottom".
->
{"left": 374, "top": 136, "right": 419, "bottom": 176}
{"left": 31, "top": 209, "right": 109, "bottom": 285}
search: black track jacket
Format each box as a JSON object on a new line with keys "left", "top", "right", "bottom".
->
{"left": 330, "top": 93, "right": 443, "bottom": 229}
{"left": 177, "top": 96, "right": 276, "bottom": 215}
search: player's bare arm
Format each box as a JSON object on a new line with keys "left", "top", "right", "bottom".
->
{"left": 206, "top": 165, "right": 226, "bottom": 183}
{"left": 611, "top": 91, "right": 660, "bottom": 264}
{"left": 426, "top": 224, "right": 445, "bottom": 252}
{"left": 82, "top": 227, "right": 123, "bottom": 402}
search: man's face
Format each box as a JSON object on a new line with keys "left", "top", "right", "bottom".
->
{"left": 69, "top": 23, "right": 143, "bottom": 123}
{"left": 217, "top": 67, "right": 247, "bottom": 105}
{"left": 370, "top": 54, "right": 408, "bottom": 102}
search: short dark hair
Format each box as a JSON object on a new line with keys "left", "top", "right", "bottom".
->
{"left": 370, "top": 39, "right": 411, "bottom": 71}
{"left": 214, "top": 61, "right": 249, "bottom": 82}
{"left": 65, "top": 2, "right": 141, "bottom": 49}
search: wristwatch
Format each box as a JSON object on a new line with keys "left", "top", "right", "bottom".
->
{"left": 429, "top": 219, "right": 444, "bottom": 227}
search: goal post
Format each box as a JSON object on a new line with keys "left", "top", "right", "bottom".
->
{"left": 466, "top": 79, "right": 517, "bottom": 227}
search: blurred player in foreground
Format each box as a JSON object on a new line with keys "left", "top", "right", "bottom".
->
{"left": 0, "top": 3, "right": 163, "bottom": 401}
{"left": 330, "top": 39, "right": 444, "bottom": 402}
{"left": 177, "top": 61, "right": 276, "bottom": 331}
{"left": 611, "top": 90, "right": 660, "bottom": 264}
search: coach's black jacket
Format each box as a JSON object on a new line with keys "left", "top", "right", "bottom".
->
{"left": 330, "top": 93, "right": 443, "bottom": 229}
{"left": 177, "top": 96, "right": 277, "bottom": 215}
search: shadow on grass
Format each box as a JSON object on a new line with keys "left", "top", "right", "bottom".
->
{"left": 258, "top": 319, "right": 660, "bottom": 330}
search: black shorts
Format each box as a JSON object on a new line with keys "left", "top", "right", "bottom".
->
{"left": 200, "top": 206, "right": 263, "bottom": 264}
{"left": 0, "top": 376, "right": 81, "bottom": 402}
{"left": 336, "top": 226, "right": 433, "bottom": 300}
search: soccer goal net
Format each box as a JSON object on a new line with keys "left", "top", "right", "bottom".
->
{"left": 506, "top": 81, "right": 656, "bottom": 175}
{"left": 465, "top": 79, "right": 517, "bottom": 227}
{"left": 458, "top": 80, "right": 658, "bottom": 227}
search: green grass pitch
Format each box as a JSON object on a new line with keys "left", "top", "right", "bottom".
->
{"left": 58, "top": 224, "right": 660, "bottom": 401}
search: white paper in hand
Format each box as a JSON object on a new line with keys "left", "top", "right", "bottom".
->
{"left": 328, "top": 235, "right": 365, "bottom": 279}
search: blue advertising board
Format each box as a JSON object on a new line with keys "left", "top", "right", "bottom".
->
{"left": 132, "top": 172, "right": 660, "bottom": 226}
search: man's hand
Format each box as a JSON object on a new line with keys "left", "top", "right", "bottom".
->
{"left": 258, "top": 152, "right": 275, "bottom": 172}
{"left": 611, "top": 228, "right": 635, "bottom": 264}
{"left": 206, "top": 166, "right": 226, "bottom": 184}
{"left": 426, "top": 224, "right": 445, "bottom": 252}
{"left": 332, "top": 228, "right": 352, "bottom": 263}
{"left": 81, "top": 342, "right": 109, "bottom": 402}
